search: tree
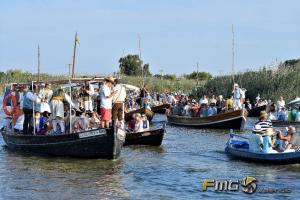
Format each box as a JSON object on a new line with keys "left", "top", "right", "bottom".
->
{"left": 119, "top": 54, "right": 151, "bottom": 76}
{"left": 185, "top": 71, "right": 212, "bottom": 81}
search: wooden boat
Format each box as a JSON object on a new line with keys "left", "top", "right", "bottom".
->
{"left": 247, "top": 105, "right": 266, "bottom": 117}
{"left": 167, "top": 109, "right": 248, "bottom": 130}
{"left": 125, "top": 108, "right": 155, "bottom": 122}
{"left": 226, "top": 134, "right": 300, "bottom": 164}
{"left": 1, "top": 127, "right": 125, "bottom": 159}
{"left": 124, "top": 126, "right": 165, "bottom": 146}
{"left": 151, "top": 103, "right": 171, "bottom": 114}
{"left": 271, "top": 120, "right": 300, "bottom": 127}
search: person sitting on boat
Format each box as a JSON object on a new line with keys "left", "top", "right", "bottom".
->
{"left": 216, "top": 95, "right": 225, "bottom": 113}
{"left": 38, "top": 83, "right": 53, "bottom": 114}
{"left": 255, "top": 111, "right": 272, "bottom": 134}
{"left": 277, "top": 108, "right": 288, "bottom": 121}
{"left": 128, "top": 114, "right": 137, "bottom": 132}
{"left": 262, "top": 128, "right": 277, "bottom": 153}
{"left": 35, "top": 111, "right": 41, "bottom": 133}
{"left": 141, "top": 114, "right": 150, "bottom": 131}
{"left": 232, "top": 83, "right": 242, "bottom": 110}
{"left": 36, "top": 111, "right": 50, "bottom": 135}
{"left": 116, "top": 110, "right": 125, "bottom": 129}
{"left": 22, "top": 84, "right": 40, "bottom": 135}
{"left": 133, "top": 113, "right": 144, "bottom": 133}
{"left": 199, "top": 95, "right": 208, "bottom": 105}
{"left": 183, "top": 102, "right": 192, "bottom": 116}
{"left": 276, "top": 126, "right": 298, "bottom": 152}
{"left": 207, "top": 103, "right": 217, "bottom": 117}
{"left": 13, "top": 103, "right": 24, "bottom": 134}
{"left": 244, "top": 98, "right": 252, "bottom": 110}
{"left": 248, "top": 125, "right": 264, "bottom": 153}
{"left": 209, "top": 95, "right": 217, "bottom": 105}
{"left": 225, "top": 95, "right": 233, "bottom": 112}
{"left": 191, "top": 100, "right": 199, "bottom": 117}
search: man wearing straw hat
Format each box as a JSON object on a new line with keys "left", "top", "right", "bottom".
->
{"left": 255, "top": 111, "right": 272, "bottom": 134}
{"left": 100, "top": 76, "right": 117, "bottom": 128}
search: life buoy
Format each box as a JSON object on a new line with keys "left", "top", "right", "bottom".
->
{"left": 3, "top": 94, "right": 17, "bottom": 116}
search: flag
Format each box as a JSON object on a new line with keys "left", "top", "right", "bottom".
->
{"left": 75, "top": 33, "right": 80, "bottom": 45}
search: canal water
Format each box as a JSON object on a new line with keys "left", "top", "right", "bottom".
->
{"left": 0, "top": 99, "right": 300, "bottom": 199}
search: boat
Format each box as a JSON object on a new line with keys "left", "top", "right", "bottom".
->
{"left": 166, "top": 109, "right": 248, "bottom": 130}
{"left": 247, "top": 105, "right": 266, "bottom": 117}
{"left": 1, "top": 127, "right": 125, "bottom": 159}
{"left": 226, "top": 134, "right": 300, "bottom": 164}
{"left": 125, "top": 108, "right": 155, "bottom": 122}
{"left": 271, "top": 120, "right": 300, "bottom": 127}
{"left": 124, "top": 126, "right": 165, "bottom": 146}
{"left": 151, "top": 103, "right": 171, "bottom": 114}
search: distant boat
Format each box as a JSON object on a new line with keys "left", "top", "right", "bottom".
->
{"left": 151, "top": 103, "right": 171, "bottom": 114}
{"left": 125, "top": 108, "right": 155, "bottom": 122}
{"left": 226, "top": 134, "right": 300, "bottom": 164}
{"left": 166, "top": 109, "right": 248, "bottom": 130}
{"left": 124, "top": 126, "right": 165, "bottom": 146}
{"left": 1, "top": 127, "right": 125, "bottom": 159}
{"left": 271, "top": 120, "right": 300, "bottom": 127}
{"left": 247, "top": 105, "right": 266, "bottom": 117}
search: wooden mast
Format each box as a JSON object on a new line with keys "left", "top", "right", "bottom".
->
{"left": 138, "top": 34, "right": 144, "bottom": 84}
{"left": 38, "top": 45, "right": 40, "bottom": 82}
{"left": 196, "top": 62, "right": 199, "bottom": 86}
{"left": 231, "top": 24, "right": 235, "bottom": 85}
{"left": 72, "top": 32, "right": 78, "bottom": 79}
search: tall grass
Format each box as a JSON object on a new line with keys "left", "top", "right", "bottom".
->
{"left": 194, "top": 59, "right": 300, "bottom": 102}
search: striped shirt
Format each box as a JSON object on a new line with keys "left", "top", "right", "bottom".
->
{"left": 255, "top": 120, "right": 273, "bottom": 133}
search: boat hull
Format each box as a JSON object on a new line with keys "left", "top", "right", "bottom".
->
{"left": 226, "top": 145, "right": 300, "bottom": 164}
{"left": 151, "top": 103, "right": 171, "bottom": 114}
{"left": 167, "top": 109, "right": 248, "bottom": 130}
{"left": 125, "top": 108, "right": 155, "bottom": 122}
{"left": 247, "top": 105, "right": 266, "bottom": 117}
{"left": 1, "top": 128, "right": 125, "bottom": 159}
{"left": 271, "top": 120, "right": 300, "bottom": 127}
{"left": 124, "top": 128, "right": 165, "bottom": 146}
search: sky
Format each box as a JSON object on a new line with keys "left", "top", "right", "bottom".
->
{"left": 0, "top": 0, "right": 300, "bottom": 76}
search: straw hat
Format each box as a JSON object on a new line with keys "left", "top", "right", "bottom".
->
{"left": 259, "top": 111, "right": 268, "bottom": 119}
{"left": 265, "top": 128, "right": 275, "bottom": 136}
{"left": 252, "top": 124, "right": 263, "bottom": 133}
{"left": 105, "top": 76, "right": 115, "bottom": 83}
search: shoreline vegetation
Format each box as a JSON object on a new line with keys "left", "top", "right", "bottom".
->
{"left": 0, "top": 58, "right": 299, "bottom": 102}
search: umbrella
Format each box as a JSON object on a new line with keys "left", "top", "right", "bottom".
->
{"left": 287, "top": 97, "right": 300, "bottom": 106}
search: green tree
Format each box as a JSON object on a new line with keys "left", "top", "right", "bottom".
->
{"left": 119, "top": 54, "right": 151, "bottom": 76}
{"left": 185, "top": 71, "right": 212, "bottom": 81}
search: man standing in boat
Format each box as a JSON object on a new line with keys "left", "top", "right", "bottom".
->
{"left": 22, "top": 85, "right": 39, "bottom": 135}
{"left": 112, "top": 78, "right": 126, "bottom": 121}
{"left": 232, "top": 83, "right": 242, "bottom": 110}
{"left": 82, "top": 81, "right": 95, "bottom": 112}
{"left": 100, "top": 76, "right": 117, "bottom": 128}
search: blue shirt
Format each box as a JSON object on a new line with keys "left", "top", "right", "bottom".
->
{"left": 262, "top": 135, "right": 272, "bottom": 153}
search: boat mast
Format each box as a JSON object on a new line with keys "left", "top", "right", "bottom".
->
{"left": 68, "top": 63, "right": 72, "bottom": 133}
{"left": 38, "top": 45, "right": 40, "bottom": 82}
{"left": 72, "top": 32, "right": 79, "bottom": 79}
{"left": 196, "top": 62, "right": 199, "bottom": 86}
{"left": 231, "top": 24, "right": 235, "bottom": 85}
{"left": 138, "top": 34, "right": 143, "bottom": 85}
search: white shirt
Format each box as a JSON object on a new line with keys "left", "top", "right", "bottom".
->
{"left": 199, "top": 98, "right": 208, "bottom": 105}
{"left": 112, "top": 84, "right": 126, "bottom": 103}
{"left": 100, "top": 84, "right": 112, "bottom": 109}
{"left": 276, "top": 100, "right": 285, "bottom": 110}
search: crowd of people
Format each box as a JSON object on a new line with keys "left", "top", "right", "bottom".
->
{"left": 249, "top": 111, "right": 300, "bottom": 153}
{"left": 1, "top": 76, "right": 129, "bottom": 135}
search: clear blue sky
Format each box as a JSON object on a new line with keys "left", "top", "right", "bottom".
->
{"left": 0, "top": 0, "right": 299, "bottom": 76}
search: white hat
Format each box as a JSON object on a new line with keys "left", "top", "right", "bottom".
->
{"left": 234, "top": 83, "right": 239, "bottom": 87}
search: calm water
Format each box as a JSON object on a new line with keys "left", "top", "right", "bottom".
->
{"left": 1, "top": 100, "right": 300, "bottom": 199}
